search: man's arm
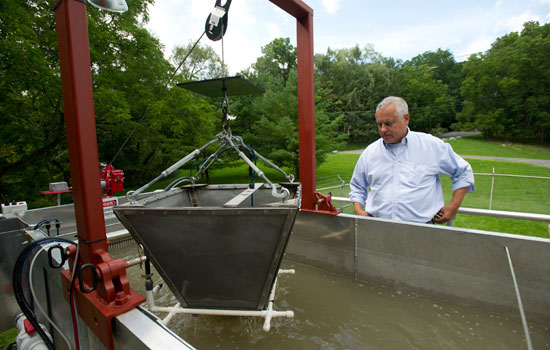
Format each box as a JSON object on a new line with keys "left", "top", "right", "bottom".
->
{"left": 433, "top": 186, "right": 468, "bottom": 224}
{"left": 435, "top": 140, "right": 475, "bottom": 224}
{"left": 349, "top": 151, "right": 371, "bottom": 216}
{"left": 353, "top": 202, "right": 372, "bottom": 216}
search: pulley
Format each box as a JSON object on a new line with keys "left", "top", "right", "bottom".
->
{"left": 205, "top": 0, "right": 232, "bottom": 41}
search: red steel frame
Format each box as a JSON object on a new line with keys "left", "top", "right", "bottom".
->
{"left": 54, "top": 1, "right": 144, "bottom": 349}
{"left": 55, "top": 0, "right": 107, "bottom": 264}
{"left": 53, "top": 0, "right": 316, "bottom": 348}
{"left": 269, "top": 0, "right": 317, "bottom": 210}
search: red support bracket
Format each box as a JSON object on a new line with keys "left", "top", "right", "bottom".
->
{"left": 303, "top": 191, "right": 340, "bottom": 215}
{"left": 315, "top": 192, "right": 339, "bottom": 213}
{"left": 61, "top": 246, "right": 145, "bottom": 349}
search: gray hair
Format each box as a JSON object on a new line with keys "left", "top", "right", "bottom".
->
{"left": 376, "top": 96, "right": 409, "bottom": 119}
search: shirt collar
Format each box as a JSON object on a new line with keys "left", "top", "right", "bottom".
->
{"left": 383, "top": 127, "right": 410, "bottom": 149}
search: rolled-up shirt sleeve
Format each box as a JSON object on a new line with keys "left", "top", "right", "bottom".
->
{"left": 349, "top": 152, "right": 369, "bottom": 205}
{"left": 439, "top": 142, "right": 475, "bottom": 193}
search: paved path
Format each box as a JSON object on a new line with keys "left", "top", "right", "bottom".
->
{"left": 439, "top": 131, "right": 481, "bottom": 138}
{"left": 459, "top": 155, "right": 550, "bottom": 168}
{"left": 340, "top": 150, "right": 550, "bottom": 168}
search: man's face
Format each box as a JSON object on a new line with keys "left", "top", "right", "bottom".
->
{"left": 375, "top": 104, "right": 409, "bottom": 144}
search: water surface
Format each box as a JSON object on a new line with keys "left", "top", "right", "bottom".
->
{"left": 114, "top": 244, "right": 550, "bottom": 349}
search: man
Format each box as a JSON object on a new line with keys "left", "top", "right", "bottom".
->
{"left": 349, "top": 96, "right": 474, "bottom": 224}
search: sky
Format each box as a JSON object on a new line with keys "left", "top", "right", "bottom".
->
{"left": 144, "top": 0, "right": 550, "bottom": 74}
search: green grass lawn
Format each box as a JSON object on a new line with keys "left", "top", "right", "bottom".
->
{"left": 443, "top": 133, "right": 550, "bottom": 159}
{"left": 344, "top": 133, "right": 550, "bottom": 159}
{"left": 441, "top": 158, "right": 550, "bottom": 214}
{"left": 440, "top": 158, "right": 550, "bottom": 237}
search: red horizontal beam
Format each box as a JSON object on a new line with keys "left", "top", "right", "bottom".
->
{"left": 269, "top": 0, "right": 312, "bottom": 19}
{"left": 269, "top": 0, "right": 316, "bottom": 210}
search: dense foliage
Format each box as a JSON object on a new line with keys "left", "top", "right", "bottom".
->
{"left": 0, "top": 0, "right": 218, "bottom": 207}
{"left": 314, "top": 22, "right": 550, "bottom": 144}
{"left": 453, "top": 22, "right": 550, "bottom": 143}
{"left": 230, "top": 38, "right": 346, "bottom": 177}
{"left": 1, "top": 0, "right": 548, "bottom": 207}
{"left": 313, "top": 45, "right": 399, "bottom": 143}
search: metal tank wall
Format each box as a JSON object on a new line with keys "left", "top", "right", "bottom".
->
{"left": 286, "top": 211, "right": 550, "bottom": 325}
{"left": 0, "top": 218, "right": 29, "bottom": 331}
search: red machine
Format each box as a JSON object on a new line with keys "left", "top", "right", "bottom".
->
{"left": 99, "top": 163, "right": 124, "bottom": 197}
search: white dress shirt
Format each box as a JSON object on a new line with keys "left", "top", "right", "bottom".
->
{"left": 349, "top": 129, "right": 475, "bottom": 223}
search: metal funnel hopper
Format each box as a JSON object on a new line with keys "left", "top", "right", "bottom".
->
{"left": 114, "top": 183, "right": 300, "bottom": 310}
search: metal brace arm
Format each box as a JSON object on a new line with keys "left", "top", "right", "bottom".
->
{"left": 128, "top": 129, "right": 292, "bottom": 201}
{"left": 224, "top": 135, "right": 290, "bottom": 199}
{"left": 190, "top": 142, "right": 229, "bottom": 182}
{"left": 127, "top": 137, "right": 220, "bottom": 200}
{"left": 234, "top": 136, "right": 295, "bottom": 183}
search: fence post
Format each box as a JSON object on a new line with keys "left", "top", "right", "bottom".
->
{"left": 489, "top": 167, "right": 495, "bottom": 210}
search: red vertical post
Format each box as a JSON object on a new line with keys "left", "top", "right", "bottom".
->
{"left": 55, "top": 0, "right": 107, "bottom": 265}
{"left": 55, "top": 2, "right": 145, "bottom": 348}
{"left": 269, "top": 0, "right": 316, "bottom": 210}
{"left": 296, "top": 12, "right": 316, "bottom": 210}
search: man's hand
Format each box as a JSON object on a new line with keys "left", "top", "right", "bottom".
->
{"left": 433, "top": 187, "right": 469, "bottom": 224}
{"left": 353, "top": 202, "right": 372, "bottom": 217}
{"left": 433, "top": 204, "right": 459, "bottom": 224}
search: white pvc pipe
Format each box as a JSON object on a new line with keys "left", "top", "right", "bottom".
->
{"left": 144, "top": 269, "right": 295, "bottom": 330}
{"left": 147, "top": 303, "right": 293, "bottom": 319}
{"left": 152, "top": 284, "right": 162, "bottom": 296}
{"left": 146, "top": 289, "right": 156, "bottom": 310}
{"left": 162, "top": 302, "right": 181, "bottom": 326}
{"left": 263, "top": 282, "right": 277, "bottom": 331}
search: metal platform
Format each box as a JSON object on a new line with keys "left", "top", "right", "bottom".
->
{"left": 177, "top": 76, "right": 264, "bottom": 97}
{"left": 114, "top": 183, "right": 300, "bottom": 310}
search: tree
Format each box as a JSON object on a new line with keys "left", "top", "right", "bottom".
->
{"left": 455, "top": 21, "right": 550, "bottom": 142}
{"left": 171, "top": 42, "right": 227, "bottom": 81}
{"left": 398, "top": 64, "right": 454, "bottom": 134}
{"left": 0, "top": 0, "right": 218, "bottom": 207}
{"left": 402, "top": 49, "right": 462, "bottom": 132}
{"left": 252, "top": 37, "right": 296, "bottom": 86}
{"left": 314, "top": 45, "right": 398, "bottom": 143}
{"left": 405, "top": 49, "right": 463, "bottom": 98}
{"left": 0, "top": 0, "right": 67, "bottom": 205}
{"left": 230, "top": 38, "right": 343, "bottom": 177}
